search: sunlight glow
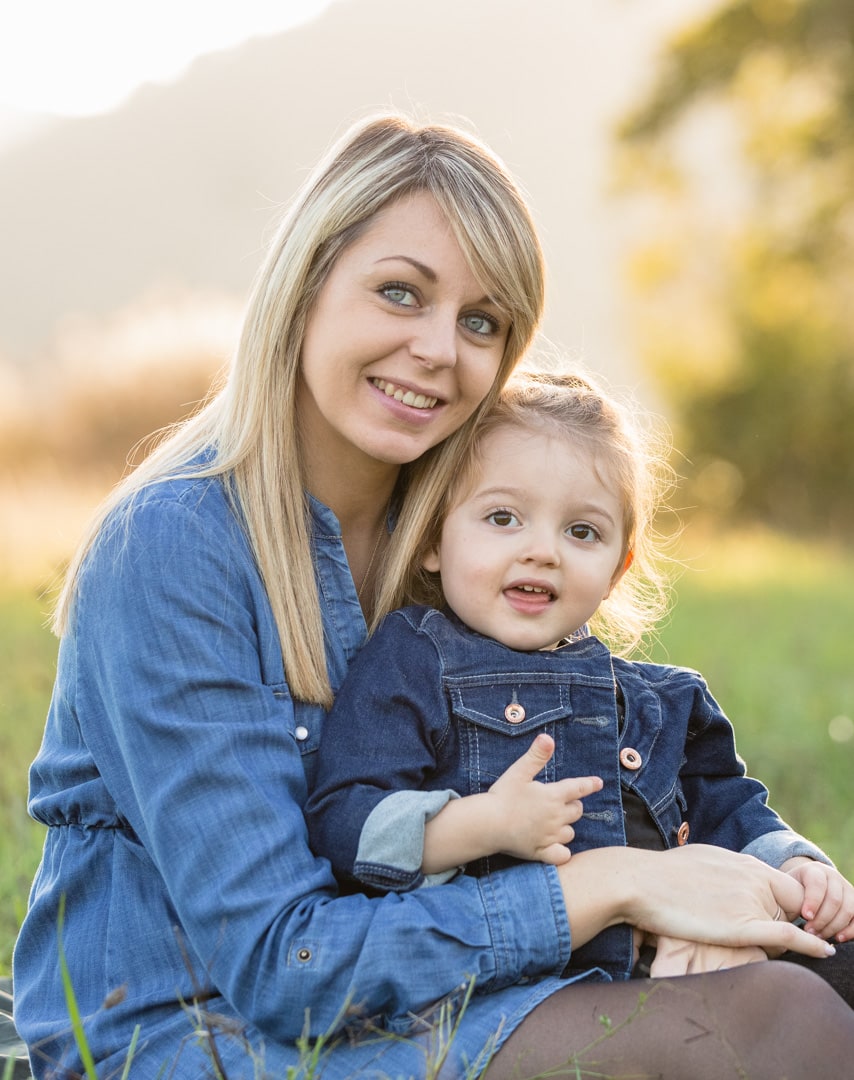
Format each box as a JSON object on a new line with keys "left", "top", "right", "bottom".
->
{"left": 0, "top": 1, "right": 335, "bottom": 117}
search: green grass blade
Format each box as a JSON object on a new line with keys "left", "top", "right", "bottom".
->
{"left": 57, "top": 894, "right": 98, "bottom": 1080}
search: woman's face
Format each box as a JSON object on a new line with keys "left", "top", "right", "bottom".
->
{"left": 297, "top": 192, "right": 509, "bottom": 477}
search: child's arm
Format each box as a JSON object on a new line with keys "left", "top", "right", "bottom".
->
{"left": 422, "top": 732, "right": 602, "bottom": 874}
{"left": 780, "top": 857, "right": 854, "bottom": 942}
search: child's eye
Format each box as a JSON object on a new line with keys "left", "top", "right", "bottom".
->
{"left": 568, "top": 523, "right": 600, "bottom": 543}
{"left": 380, "top": 283, "right": 418, "bottom": 307}
{"left": 487, "top": 509, "right": 519, "bottom": 528}
{"left": 460, "top": 311, "right": 501, "bottom": 336}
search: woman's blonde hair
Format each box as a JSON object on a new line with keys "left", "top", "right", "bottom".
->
{"left": 53, "top": 112, "right": 545, "bottom": 706}
{"left": 408, "top": 368, "right": 677, "bottom": 656}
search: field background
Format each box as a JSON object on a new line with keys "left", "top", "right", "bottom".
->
{"left": 2, "top": 523, "right": 852, "bottom": 974}
{"left": 1, "top": 0, "right": 852, "bottom": 983}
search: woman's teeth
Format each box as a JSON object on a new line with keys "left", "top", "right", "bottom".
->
{"left": 371, "top": 379, "right": 438, "bottom": 410}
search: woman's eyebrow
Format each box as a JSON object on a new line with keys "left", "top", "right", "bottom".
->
{"left": 376, "top": 255, "right": 437, "bottom": 282}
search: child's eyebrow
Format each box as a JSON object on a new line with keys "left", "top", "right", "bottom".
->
{"left": 471, "top": 486, "right": 526, "bottom": 502}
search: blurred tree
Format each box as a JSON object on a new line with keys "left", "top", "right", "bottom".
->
{"left": 616, "top": 0, "right": 854, "bottom": 535}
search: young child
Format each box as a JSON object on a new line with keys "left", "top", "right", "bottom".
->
{"left": 305, "top": 370, "right": 854, "bottom": 980}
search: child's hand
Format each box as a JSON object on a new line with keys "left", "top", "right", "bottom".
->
{"left": 647, "top": 934, "right": 767, "bottom": 976}
{"left": 781, "top": 857, "right": 854, "bottom": 942}
{"left": 486, "top": 733, "right": 602, "bottom": 866}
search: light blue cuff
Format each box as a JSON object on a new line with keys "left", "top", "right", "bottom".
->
{"left": 742, "top": 829, "right": 834, "bottom": 869}
{"left": 354, "top": 789, "right": 461, "bottom": 890}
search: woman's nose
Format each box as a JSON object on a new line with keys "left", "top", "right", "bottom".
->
{"left": 409, "top": 309, "right": 458, "bottom": 370}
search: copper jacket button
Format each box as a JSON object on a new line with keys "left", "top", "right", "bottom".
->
{"left": 504, "top": 703, "right": 526, "bottom": 723}
{"left": 619, "top": 746, "right": 642, "bottom": 770}
{"left": 677, "top": 821, "right": 690, "bottom": 845}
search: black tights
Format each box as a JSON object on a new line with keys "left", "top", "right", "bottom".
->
{"left": 486, "top": 946, "right": 854, "bottom": 1080}
{"left": 776, "top": 939, "right": 854, "bottom": 1007}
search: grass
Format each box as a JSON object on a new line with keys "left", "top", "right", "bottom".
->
{"left": 0, "top": 585, "right": 56, "bottom": 972}
{"left": 647, "top": 525, "right": 854, "bottom": 881}
{"left": 0, "top": 525, "right": 852, "bottom": 979}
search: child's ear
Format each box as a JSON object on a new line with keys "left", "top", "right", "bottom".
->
{"left": 422, "top": 547, "right": 441, "bottom": 573}
{"left": 605, "top": 549, "right": 633, "bottom": 599}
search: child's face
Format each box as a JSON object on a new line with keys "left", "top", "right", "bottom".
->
{"left": 423, "top": 425, "right": 627, "bottom": 651}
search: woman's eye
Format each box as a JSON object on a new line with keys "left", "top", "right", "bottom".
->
{"left": 569, "top": 523, "right": 599, "bottom": 543}
{"left": 487, "top": 509, "right": 519, "bottom": 528}
{"left": 381, "top": 283, "right": 418, "bottom": 307}
{"left": 461, "top": 312, "right": 500, "bottom": 336}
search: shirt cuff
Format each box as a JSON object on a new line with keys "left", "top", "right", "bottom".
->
{"left": 476, "top": 863, "right": 572, "bottom": 987}
{"left": 742, "top": 829, "right": 834, "bottom": 869}
{"left": 353, "top": 789, "right": 460, "bottom": 891}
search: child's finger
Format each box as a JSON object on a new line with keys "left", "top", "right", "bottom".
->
{"left": 835, "top": 916, "right": 854, "bottom": 944}
{"left": 539, "top": 842, "right": 572, "bottom": 866}
{"left": 796, "top": 862, "right": 833, "bottom": 924}
{"left": 502, "top": 732, "right": 556, "bottom": 783}
{"left": 552, "top": 775, "right": 603, "bottom": 802}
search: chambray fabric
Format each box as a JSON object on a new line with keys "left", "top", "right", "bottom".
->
{"left": 12, "top": 472, "right": 586, "bottom": 1080}
{"left": 306, "top": 606, "right": 831, "bottom": 978}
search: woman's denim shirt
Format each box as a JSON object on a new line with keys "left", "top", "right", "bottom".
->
{"left": 307, "top": 606, "right": 830, "bottom": 979}
{"left": 13, "top": 474, "right": 580, "bottom": 1080}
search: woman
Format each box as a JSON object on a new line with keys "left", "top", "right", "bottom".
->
{"left": 13, "top": 112, "right": 854, "bottom": 1080}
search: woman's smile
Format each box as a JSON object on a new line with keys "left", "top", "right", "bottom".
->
{"left": 369, "top": 377, "right": 440, "bottom": 412}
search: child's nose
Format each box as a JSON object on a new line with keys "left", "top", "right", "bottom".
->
{"left": 521, "top": 529, "right": 561, "bottom": 566}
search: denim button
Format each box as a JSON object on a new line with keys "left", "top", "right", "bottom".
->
{"left": 677, "top": 821, "right": 690, "bottom": 845}
{"left": 504, "top": 703, "right": 526, "bottom": 723}
{"left": 619, "top": 746, "right": 642, "bottom": 770}
{"left": 295, "top": 726, "right": 309, "bottom": 741}
{"left": 297, "top": 947, "right": 312, "bottom": 962}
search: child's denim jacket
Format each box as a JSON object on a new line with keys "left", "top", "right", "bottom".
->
{"left": 307, "top": 605, "right": 831, "bottom": 981}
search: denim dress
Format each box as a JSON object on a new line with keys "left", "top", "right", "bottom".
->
{"left": 306, "top": 606, "right": 831, "bottom": 979}
{"left": 13, "top": 472, "right": 593, "bottom": 1080}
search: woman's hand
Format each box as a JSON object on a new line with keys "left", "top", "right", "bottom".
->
{"left": 556, "top": 844, "right": 839, "bottom": 960}
{"left": 781, "top": 857, "right": 854, "bottom": 942}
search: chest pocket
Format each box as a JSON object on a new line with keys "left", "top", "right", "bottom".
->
{"left": 447, "top": 675, "right": 573, "bottom": 790}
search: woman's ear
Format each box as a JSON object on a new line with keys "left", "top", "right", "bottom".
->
{"left": 422, "top": 547, "right": 441, "bottom": 573}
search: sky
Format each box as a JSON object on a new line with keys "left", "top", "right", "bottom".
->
{"left": 0, "top": 0, "right": 335, "bottom": 117}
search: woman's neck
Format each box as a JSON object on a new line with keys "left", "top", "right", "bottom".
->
{"left": 304, "top": 452, "right": 398, "bottom": 614}
{"left": 305, "top": 457, "right": 398, "bottom": 532}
